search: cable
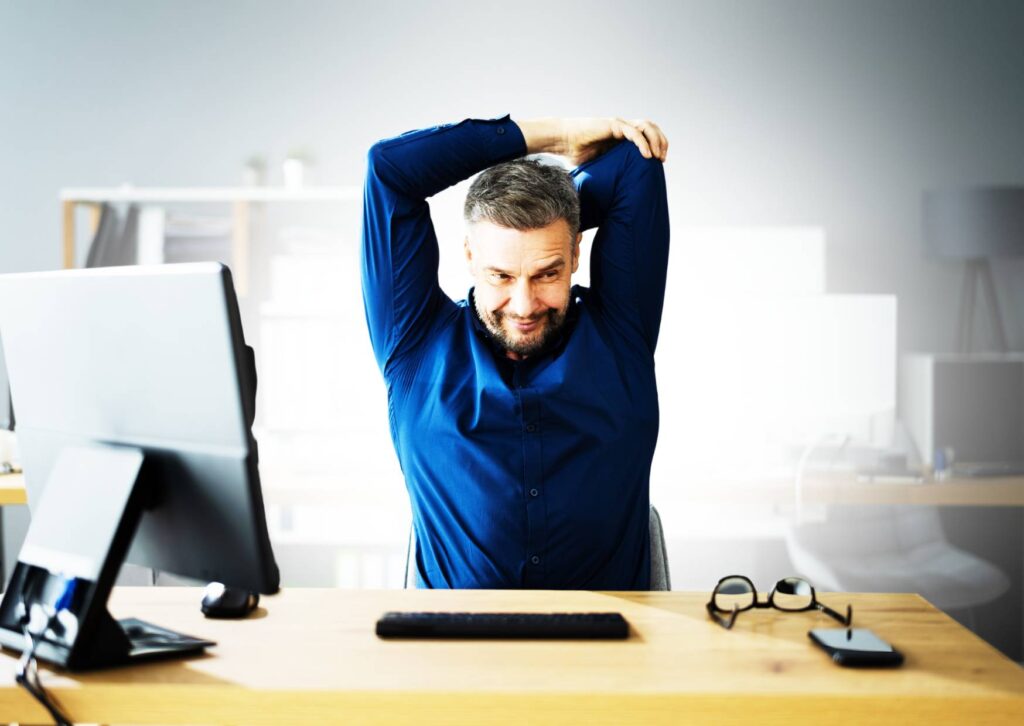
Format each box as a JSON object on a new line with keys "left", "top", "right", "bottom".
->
{"left": 15, "top": 580, "right": 75, "bottom": 726}
{"left": 16, "top": 662, "right": 72, "bottom": 726}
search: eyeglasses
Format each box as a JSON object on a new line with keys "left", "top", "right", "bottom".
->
{"left": 706, "top": 575, "right": 853, "bottom": 630}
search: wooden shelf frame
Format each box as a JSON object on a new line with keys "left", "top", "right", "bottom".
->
{"left": 58, "top": 186, "right": 361, "bottom": 295}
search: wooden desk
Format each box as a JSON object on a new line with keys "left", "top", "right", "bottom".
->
{"left": 0, "top": 473, "right": 26, "bottom": 506}
{"left": 0, "top": 588, "right": 1021, "bottom": 725}
{"left": 685, "top": 474, "right": 1024, "bottom": 507}
{"left": 3, "top": 474, "right": 1022, "bottom": 508}
{"left": 798, "top": 474, "right": 1024, "bottom": 507}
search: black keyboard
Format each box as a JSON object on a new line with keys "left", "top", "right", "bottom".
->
{"left": 375, "top": 611, "right": 629, "bottom": 639}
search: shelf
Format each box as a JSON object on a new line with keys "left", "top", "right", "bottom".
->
{"left": 0, "top": 473, "right": 27, "bottom": 506}
{"left": 59, "top": 185, "right": 361, "bottom": 295}
{"left": 60, "top": 186, "right": 360, "bottom": 203}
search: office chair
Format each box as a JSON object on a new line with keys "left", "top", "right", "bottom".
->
{"left": 405, "top": 506, "right": 671, "bottom": 590}
{"left": 649, "top": 506, "right": 671, "bottom": 591}
{"left": 785, "top": 504, "right": 1009, "bottom": 626}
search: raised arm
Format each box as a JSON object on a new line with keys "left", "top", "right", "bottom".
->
{"left": 517, "top": 117, "right": 668, "bottom": 166}
{"left": 524, "top": 118, "right": 670, "bottom": 352}
{"left": 361, "top": 116, "right": 526, "bottom": 371}
{"left": 572, "top": 141, "right": 669, "bottom": 352}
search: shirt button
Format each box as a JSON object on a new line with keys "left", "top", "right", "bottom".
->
{"left": 497, "top": 127, "right": 506, "bottom": 135}
{"left": 530, "top": 488, "right": 539, "bottom": 497}
{"left": 531, "top": 555, "right": 540, "bottom": 565}
{"left": 526, "top": 423, "right": 537, "bottom": 433}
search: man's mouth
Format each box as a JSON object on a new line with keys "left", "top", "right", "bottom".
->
{"left": 509, "top": 318, "right": 542, "bottom": 333}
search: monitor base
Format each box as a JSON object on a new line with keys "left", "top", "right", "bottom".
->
{"left": 119, "top": 617, "right": 214, "bottom": 660}
{"left": 0, "top": 445, "right": 213, "bottom": 670}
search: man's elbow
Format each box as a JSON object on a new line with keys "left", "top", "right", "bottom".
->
{"left": 594, "top": 140, "right": 666, "bottom": 188}
{"left": 619, "top": 143, "right": 666, "bottom": 198}
{"left": 365, "top": 142, "right": 390, "bottom": 185}
{"left": 365, "top": 141, "right": 414, "bottom": 196}
{"left": 621, "top": 140, "right": 665, "bottom": 171}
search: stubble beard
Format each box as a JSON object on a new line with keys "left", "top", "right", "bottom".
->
{"left": 476, "top": 302, "right": 569, "bottom": 358}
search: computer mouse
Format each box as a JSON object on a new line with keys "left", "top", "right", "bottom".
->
{"left": 200, "top": 582, "right": 260, "bottom": 619}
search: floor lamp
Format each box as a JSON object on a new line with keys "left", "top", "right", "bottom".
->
{"left": 923, "top": 187, "right": 1024, "bottom": 353}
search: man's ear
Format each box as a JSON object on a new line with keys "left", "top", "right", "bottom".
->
{"left": 464, "top": 235, "right": 474, "bottom": 272}
{"left": 571, "top": 233, "right": 582, "bottom": 273}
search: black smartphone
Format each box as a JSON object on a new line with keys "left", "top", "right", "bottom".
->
{"left": 808, "top": 628, "right": 905, "bottom": 667}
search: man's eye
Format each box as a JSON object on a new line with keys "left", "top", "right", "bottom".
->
{"left": 491, "top": 273, "right": 511, "bottom": 282}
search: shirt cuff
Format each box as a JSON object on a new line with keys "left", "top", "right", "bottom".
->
{"left": 474, "top": 114, "right": 527, "bottom": 163}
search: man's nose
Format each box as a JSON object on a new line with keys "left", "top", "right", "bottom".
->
{"left": 508, "top": 279, "right": 537, "bottom": 318}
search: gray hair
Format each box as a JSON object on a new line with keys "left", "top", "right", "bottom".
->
{"left": 464, "top": 158, "right": 580, "bottom": 240}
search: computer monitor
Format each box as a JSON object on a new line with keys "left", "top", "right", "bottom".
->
{"left": 0, "top": 337, "right": 13, "bottom": 432}
{"left": 0, "top": 262, "right": 279, "bottom": 669}
{"left": 0, "top": 333, "right": 15, "bottom": 470}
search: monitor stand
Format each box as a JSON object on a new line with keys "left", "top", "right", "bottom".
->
{"left": 0, "top": 444, "right": 214, "bottom": 670}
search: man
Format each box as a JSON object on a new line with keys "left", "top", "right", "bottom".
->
{"left": 362, "top": 116, "right": 669, "bottom": 589}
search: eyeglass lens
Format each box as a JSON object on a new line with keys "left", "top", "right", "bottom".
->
{"left": 714, "top": 576, "right": 754, "bottom": 610}
{"left": 772, "top": 576, "right": 814, "bottom": 611}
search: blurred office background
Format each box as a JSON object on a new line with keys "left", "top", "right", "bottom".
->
{"left": 1, "top": 0, "right": 1023, "bottom": 661}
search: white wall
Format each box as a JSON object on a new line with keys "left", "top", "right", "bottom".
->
{"left": 2, "top": 0, "right": 1024, "bottom": 654}
{"left": 2, "top": 0, "right": 1023, "bottom": 359}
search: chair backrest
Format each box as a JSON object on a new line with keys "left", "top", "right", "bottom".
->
{"left": 405, "top": 506, "right": 671, "bottom": 590}
{"left": 787, "top": 505, "right": 948, "bottom": 559}
{"left": 404, "top": 525, "right": 418, "bottom": 589}
{"left": 649, "top": 505, "right": 671, "bottom": 591}
{"left": 784, "top": 503, "right": 1010, "bottom": 611}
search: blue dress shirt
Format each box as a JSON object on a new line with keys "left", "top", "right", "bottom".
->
{"left": 361, "top": 116, "right": 669, "bottom": 589}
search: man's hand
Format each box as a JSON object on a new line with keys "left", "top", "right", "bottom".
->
{"left": 517, "top": 117, "right": 669, "bottom": 166}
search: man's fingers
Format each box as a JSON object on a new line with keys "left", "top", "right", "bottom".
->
{"left": 631, "top": 119, "right": 668, "bottom": 161}
{"left": 650, "top": 122, "right": 668, "bottom": 161}
{"left": 615, "top": 119, "right": 653, "bottom": 158}
{"left": 631, "top": 119, "right": 660, "bottom": 158}
{"left": 608, "top": 117, "right": 668, "bottom": 161}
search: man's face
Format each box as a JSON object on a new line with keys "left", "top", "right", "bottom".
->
{"left": 465, "top": 218, "right": 581, "bottom": 360}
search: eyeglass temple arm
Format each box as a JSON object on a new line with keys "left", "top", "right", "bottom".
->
{"left": 819, "top": 601, "right": 853, "bottom": 626}
{"left": 706, "top": 601, "right": 740, "bottom": 629}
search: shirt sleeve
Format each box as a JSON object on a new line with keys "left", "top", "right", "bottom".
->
{"left": 361, "top": 116, "right": 527, "bottom": 373}
{"left": 571, "top": 142, "right": 670, "bottom": 353}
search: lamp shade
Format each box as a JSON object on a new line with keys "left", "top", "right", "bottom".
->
{"left": 923, "top": 187, "right": 1024, "bottom": 259}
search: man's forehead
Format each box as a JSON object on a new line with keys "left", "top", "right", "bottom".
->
{"left": 473, "top": 243, "right": 567, "bottom": 274}
{"left": 482, "top": 255, "right": 566, "bottom": 275}
{"left": 467, "top": 220, "right": 572, "bottom": 263}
